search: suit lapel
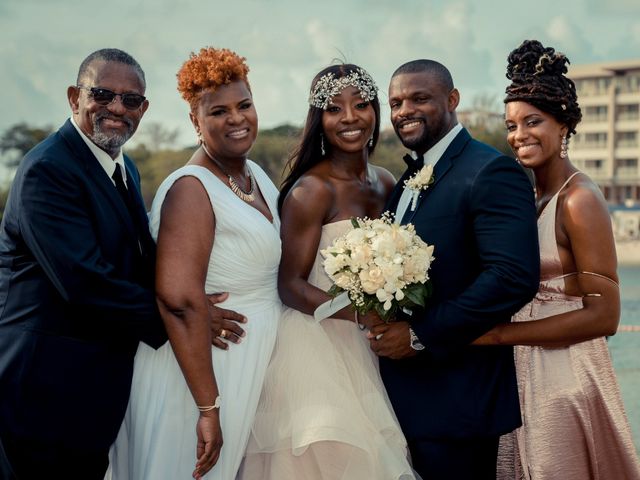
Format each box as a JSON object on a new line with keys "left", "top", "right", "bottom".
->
{"left": 385, "top": 167, "right": 415, "bottom": 216}
{"left": 403, "top": 128, "right": 471, "bottom": 224}
{"left": 58, "top": 120, "right": 138, "bottom": 239}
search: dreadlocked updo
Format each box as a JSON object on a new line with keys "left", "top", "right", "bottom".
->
{"left": 505, "top": 39, "right": 582, "bottom": 138}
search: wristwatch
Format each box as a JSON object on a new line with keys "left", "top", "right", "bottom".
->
{"left": 408, "top": 327, "right": 425, "bottom": 351}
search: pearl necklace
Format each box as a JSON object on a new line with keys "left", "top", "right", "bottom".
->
{"left": 201, "top": 143, "right": 255, "bottom": 203}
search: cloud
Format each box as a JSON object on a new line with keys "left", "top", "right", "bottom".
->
{"left": 585, "top": 0, "right": 640, "bottom": 14}
{"left": 1, "top": 0, "right": 638, "bottom": 145}
{"left": 545, "top": 16, "right": 592, "bottom": 55}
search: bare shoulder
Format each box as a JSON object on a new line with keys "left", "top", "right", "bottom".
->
{"left": 371, "top": 165, "right": 397, "bottom": 191}
{"left": 282, "top": 168, "right": 336, "bottom": 223}
{"left": 161, "top": 175, "right": 213, "bottom": 223}
{"left": 562, "top": 174, "right": 608, "bottom": 221}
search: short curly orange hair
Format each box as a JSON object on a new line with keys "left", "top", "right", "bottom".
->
{"left": 176, "top": 47, "right": 250, "bottom": 109}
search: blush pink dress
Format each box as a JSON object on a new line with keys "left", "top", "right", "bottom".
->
{"left": 497, "top": 172, "right": 640, "bottom": 479}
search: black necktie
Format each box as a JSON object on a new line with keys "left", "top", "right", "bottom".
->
{"left": 112, "top": 164, "right": 134, "bottom": 212}
{"left": 113, "top": 164, "right": 146, "bottom": 257}
{"left": 403, "top": 153, "right": 424, "bottom": 173}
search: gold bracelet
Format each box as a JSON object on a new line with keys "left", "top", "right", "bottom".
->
{"left": 197, "top": 395, "right": 221, "bottom": 412}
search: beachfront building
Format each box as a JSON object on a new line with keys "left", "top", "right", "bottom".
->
{"left": 569, "top": 59, "right": 640, "bottom": 206}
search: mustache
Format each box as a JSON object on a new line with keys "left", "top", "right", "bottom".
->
{"left": 95, "top": 112, "right": 133, "bottom": 129}
{"left": 395, "top": 117, "right": 425, "bottom": 128}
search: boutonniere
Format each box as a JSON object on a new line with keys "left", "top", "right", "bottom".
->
{"left": 403, "top": 164, "right": 435, "bottom": 210}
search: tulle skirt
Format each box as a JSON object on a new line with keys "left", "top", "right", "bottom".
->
{"left": 239, "top": 307, "right": 416, "bottom": 480}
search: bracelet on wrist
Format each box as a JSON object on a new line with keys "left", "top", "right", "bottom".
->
{"left": 197, "top": 395, "right": 221, "bottom": 412}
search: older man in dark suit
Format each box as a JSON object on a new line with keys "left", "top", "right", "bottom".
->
{"left": 0, "top": 48, "right": 166, "bottom": 479}
{"left": 369, "top": 60, "right": 540, "bottom": 480}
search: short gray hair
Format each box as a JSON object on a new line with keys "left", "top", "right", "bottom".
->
{"left": 76, "top": 48, "right": 145, "bottom": 87}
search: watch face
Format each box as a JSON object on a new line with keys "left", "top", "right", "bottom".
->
{"left": 409, "top": 328, "right": 425, "bottom": 351}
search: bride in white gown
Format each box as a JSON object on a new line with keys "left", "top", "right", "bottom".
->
{"left": 108, "top": 48, "right": 281, "bottom": 480}
{"left": 239, "top": 64, "right": 417, "bottom": 480}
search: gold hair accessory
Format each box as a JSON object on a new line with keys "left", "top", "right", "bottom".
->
{"left": 309, "top": 68, "right": 378, "bottom": 110}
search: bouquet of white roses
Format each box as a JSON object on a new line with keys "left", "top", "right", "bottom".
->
{"left": 320, "top": 212, "right": 434, "bottom": 322}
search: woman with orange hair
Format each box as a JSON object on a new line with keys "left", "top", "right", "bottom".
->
{"left": 108, "top": 47, "right": 281, "bottom": 480}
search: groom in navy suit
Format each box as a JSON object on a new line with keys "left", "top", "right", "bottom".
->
{"left": 0, "top": 49, "right": 166, "bottom": 479}
{"left": 369, "top": 60, "right": 540, "bottom": 479}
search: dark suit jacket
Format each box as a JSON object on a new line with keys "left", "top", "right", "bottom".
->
{"left": 381, "top": 128, "right": 539, "bottom": 440}
{"left": 0, "top": 120, "right": 166, "bottom": 472}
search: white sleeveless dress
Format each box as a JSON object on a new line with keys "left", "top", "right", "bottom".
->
{"left": 239, "top": 220, "right": 416, "bottom": 480}
{"left": 108, "top": 162, "right": 282, "bottom": 479}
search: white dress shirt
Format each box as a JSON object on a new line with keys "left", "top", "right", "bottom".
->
{"left": 70, "top": 117, "right": 128, "bottom": 187}
{"left": 395, "top": 123, "right": 463, "bottom": 223}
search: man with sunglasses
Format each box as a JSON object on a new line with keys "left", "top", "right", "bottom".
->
{"left": 0, "top": 48, "right": 167, "bottom": 479}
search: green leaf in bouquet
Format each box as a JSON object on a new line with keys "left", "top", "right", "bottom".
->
{"left": 374, "top": 301, "right": 395, "bottom": 323}
{"left": 404, "top": 283, "right": 429, "bottom": 307}
{"left": 350, "top": 218, "right": 361, "bottom": 229}
{"left": 327, "top": 284, "right": 344, "bottom": 298}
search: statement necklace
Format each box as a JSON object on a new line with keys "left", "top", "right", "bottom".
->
{"left": 201, "top": 143, "right": 255, "bottom": 203}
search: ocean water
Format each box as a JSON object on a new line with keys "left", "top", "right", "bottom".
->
{"left": 610, "top": 265, "right": 640, "bottom": 455}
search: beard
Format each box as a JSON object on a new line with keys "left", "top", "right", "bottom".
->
{"left": 393, "top": 116, "right": 451, "bottom": 154}
{"left": 90, "top": 112, "right": 135, "bottom": 154}
{"left": 393, "top": 117, "right": 432, "bottom": 152}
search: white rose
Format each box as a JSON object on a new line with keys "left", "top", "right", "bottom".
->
{"left": 371, "top": 232, "right": 397, "bottom": 258}
{"left": 359, "top": 267, "right": 385, "bottom": 294}
{"left": 345, "top": 227, "right": 367, "bottom": 245}
{"left": 350, "top": 244, "right": 373, "bottom": 269}
{"left": 334, "top": 272, "right": 354, "bottom": 289}
{"left": 324, "top": 253, "right": 348, "bottom": 276}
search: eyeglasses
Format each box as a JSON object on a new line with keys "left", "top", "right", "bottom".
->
{"left": 77, "top": 86, "right": 146, "bottom": 110}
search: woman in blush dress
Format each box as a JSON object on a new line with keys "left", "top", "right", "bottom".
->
{"left": 239, "top": 64, "right": 417, "bottom": 480}
{"left": 473, "top": 40, "right": 640, "bottom": 480}
{"left": 108, "top": 47, "right": 281, "bottom": 480}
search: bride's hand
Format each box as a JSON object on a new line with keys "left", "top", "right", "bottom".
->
{"left": 357, "top": 310, "right": 386, "bottom": 330}
{"left": 193, "top": 411, "right": 223, "bottom": 479}
{"left": 207, "top": 292, "right": 247, "bottom": 350}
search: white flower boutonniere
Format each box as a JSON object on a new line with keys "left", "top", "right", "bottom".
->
{"left": 404, "top": 164, "right": 435, "bottom": 211}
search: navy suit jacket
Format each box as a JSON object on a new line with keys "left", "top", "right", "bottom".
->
{"left": 381, "top": 128, "right": 539, "bottom": 440}
{"left": 0, "top": 120, "right": 166, "bottom": 468}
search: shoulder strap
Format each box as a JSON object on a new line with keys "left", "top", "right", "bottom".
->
{"left": 556, "top": 171, "right": 582, "bottom": 195}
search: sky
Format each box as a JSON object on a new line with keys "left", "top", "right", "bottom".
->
{"left": 1, "top": 0, "right": 640, "bottom": 148}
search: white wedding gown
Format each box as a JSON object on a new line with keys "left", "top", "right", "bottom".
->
{"left": 239, "top": 220, "right": 416, "bottom": 480}
{"left": 107, "top": 163, "right": 282, "bottom": 479}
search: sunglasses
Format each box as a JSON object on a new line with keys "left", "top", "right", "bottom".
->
{"left": 77, "top": 86, "right": 146, "bottom": 110}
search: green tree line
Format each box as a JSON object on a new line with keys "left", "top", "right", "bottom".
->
{"left": 0, "top": 120, "right": 512, "bottom": 217}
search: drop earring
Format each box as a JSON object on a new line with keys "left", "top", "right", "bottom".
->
{"left": 197, "top": 131, "right": 203, "bottom": 145}
{"left": 321, "top": 134, "right": 326, "bottom": 156}
{"left": 560, "top": 135, "right": 568, "bottom": 159}
{"left": 368, "top": 136, "right": 374, "bottom": 148}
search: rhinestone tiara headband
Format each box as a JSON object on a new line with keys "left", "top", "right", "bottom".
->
{"left": 308, "top": 68, "right": 378, "bottom": 110}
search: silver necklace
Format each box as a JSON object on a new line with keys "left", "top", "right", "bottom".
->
{"left": 201, "top": 143, "right": 255, "bottom": 203}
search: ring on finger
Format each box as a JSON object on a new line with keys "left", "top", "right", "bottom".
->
{"left": 220, "top": 329, "right": 227, "bottom": 338}
{"left": 375, "top": 333, "right": 384, "bottom": 340}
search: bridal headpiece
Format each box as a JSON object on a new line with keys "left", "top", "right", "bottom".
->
{"left": 309, "top": 68, "right": 378, "bottom": 110}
